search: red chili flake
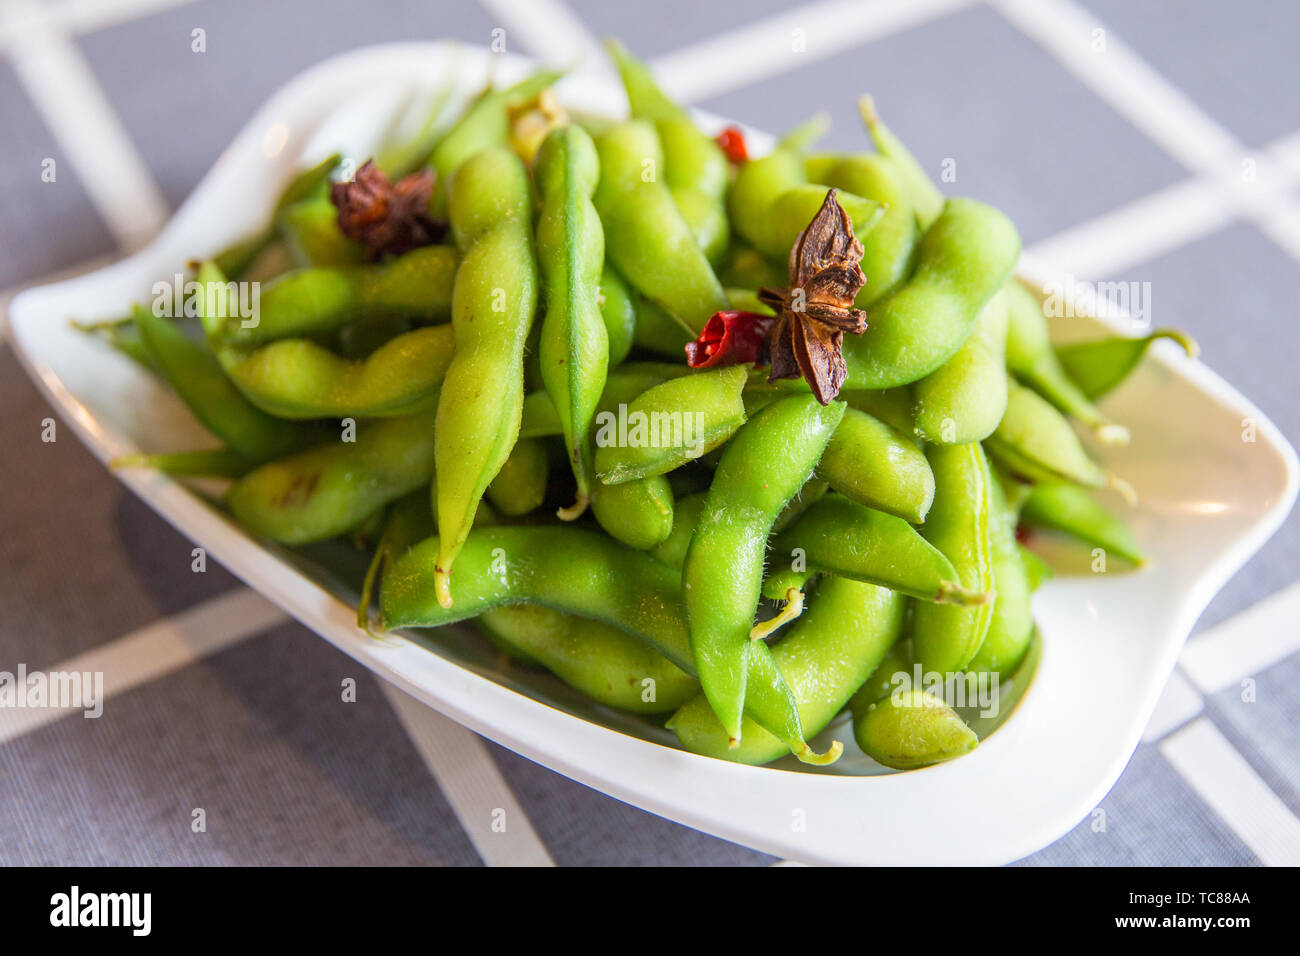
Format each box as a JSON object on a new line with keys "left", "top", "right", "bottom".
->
{"left": 685, "top": 310, "right": 774, "bottom": 369}
{"left": 714, "top": 126, "right": 749, "bottom": 163}
{"left": 1015, "top": 525, "right": 1032, "bottom": 544}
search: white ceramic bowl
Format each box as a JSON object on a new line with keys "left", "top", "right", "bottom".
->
{"left": 9, "top": 42, "right": 1297, "bottom": 865}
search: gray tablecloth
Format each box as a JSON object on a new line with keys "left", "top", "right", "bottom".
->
{"left": 1, "top": 0, "right": 1297, "bottom": 865}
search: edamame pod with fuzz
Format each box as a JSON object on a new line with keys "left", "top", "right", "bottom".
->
{"left": 669, "top": 578, "right": 905, "bottom": 764}
{"left": 535, "top": 126, "right": 608, "bottom": 519}
{"left": 847, "top": 642, "right": 913, "bottom": 713}
{"left": 380, "top": 525, "right": 824, "bottom": 761}
{"left": 228, "top": 410, "right": 437, "bottom": 545}
{"left": 590, "top": 473, "right": 675, "bottom": 550}
{"left": 1056, "top": 328, "right": 1199, "bottom": 401}
{"left": 683, "top": 394, "right": 845, "bottom": 746}
{"left": 1020, "top": 481, "right": 1145, "bottom": 566}
{"left": 853, "top": 689, "right": 978, "bottom": 770}
{"left": 986, "top": 377, "right": 1112, "bottom": 489}
{"left": 767, "top": 495, "right": 987, "bottom": 605}
{"left": 485, "top": 437, "right": 550, "bottom": 517}
{"left": 911, "top": 443, "right": 997, "bottom": 676}
{"left": 966, "top": 474, "right": 1034, "bottom": 678}
{"left": 599, "top": 266, "right": 637, "bottom": 366}
{"left": 650, "top": 491, "right": 706, "bottom": 570}
{"left": 593, "top": 366, "right": 748, "bottom": 484}
{"left": 818, "top": 407, "right": 935, "bottom": 523}
{"left": 278, "top": 193, "right": 364, "bottom": 268}
{"left": 594, "top": 121, "right": 729, "bottom": 330}
{"left": 858, "top": 95, "right": 944, "bottom": 230}
{"left": 842, "top": 198, "right": 1020, "bottom": 389}
{"left": 912, "top": 287, "right": 1010, "bottom": 444}
{"left": 433, "top": 148, "right": 540, "bottom": 607}
{"left": 477, "top": 605, "right": 699, "bottom": 714}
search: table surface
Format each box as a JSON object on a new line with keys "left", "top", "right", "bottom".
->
{"left": 1, "top": 0, "right": 1297, "bottom": 866}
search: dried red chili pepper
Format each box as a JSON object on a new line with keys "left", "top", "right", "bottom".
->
{"left": 714, "top": 126, "right": 749, "bottom": 164}
{"left": 685, "top": 310, "right": 774, "bottom": 369}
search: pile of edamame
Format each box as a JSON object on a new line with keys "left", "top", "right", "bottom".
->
{"left": 98, "top": 41, "right": 1197, "bottom": 771}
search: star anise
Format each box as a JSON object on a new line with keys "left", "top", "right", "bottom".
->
{"left": 757, "top": 189, "right": 868, "bottom": 404}
{"left": 330, "top": 160, "right": 446, "bottom": 260}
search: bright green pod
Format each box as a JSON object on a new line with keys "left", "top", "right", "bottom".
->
{"left": 842, "top": 198, "right": 1020, "bottom": 389}
{"left": 767, "top": 495, "right": 986, "bottom": 605}
{"left": 477, "top": 605, "right": 699, "bottom": 714}
{"left": 535, "top": 125, "right": 608, "bottom": 518}
{"left": 590, "top": 473, "right": 675, "bottom": 550}
{"left": 379, "top": 524, "right": 823, "bottom": 761}
{"left": 854, "top": 689, "right": 978, "bottom": 770}
{"left": 728, "top": 148, "right": 806, "bottom": 252}
{"left": 277, "top": 193, "right": 364, "bottom": 268}
{"left": 1055, "top": 328, "right": 1198, "bottom": 401}
{"left": 519, "top": 362, "right": 694, "bottom": 438}
{"left": 847, "top": 642, "right": 913, "bottom": 713}
{"left": 630, "top": 293, "right": 694, "bottom": 356}
{"left": 1019, "top": 544, "right": 1053, "bottom": 592}
{"left": 669, "top": 577, "right": 906, "bottom": 764}
{"left": 966, "top": 473, "right": 1034, "bottom": 678}
{"left": 650, "top": 491, "right": 707, "bottom": 570}
{"left": 1020, "top": 481, "right": 1145, "bottom": 566}
{"left": 842, "top": 386, "right": 915, "bottom": 435}
{"left": 858, "top": 95, "right": 944, "bottom": 229}
{"left": 985, "top": 377, "right": 1109, "bottom": 488}
{"left": 593, "top": 366, "right": 748, "bottom": 484}
{"left": 433, "top": 147, "right": 540, "bottom": 608}
{"left": 594, "top": 121, "right": 729, "bottom": 331}
{"left": 911, "top": 443, "right": 997, "bottom": 676}
{"left": 818, "top": 406, "right": 935, "bottom": 523}
{"left": 111, "top": 447, "right": 256, "bottom": 478}
{"left": 228, "top": 410, "right": 437, "bottom": 545}
{"left": 718, "top": 243, "right": 786, "bottom": 290}
{"left": 139, "top": 297, "right": 302, "bottom": 462}
{"left": 599, "top": 265, "right": 637, "bottom": 365}
{"left": 683, "top": 395, "right": 846, "bottom": 749}
{"left": 485, "top": 436, "right": 550, "bottom": 517}
{"left": 762, "top": 185, "right": 883, "bottom": 260}
{"left": 912, "top": 287, "right": 1010, "bottom": 444}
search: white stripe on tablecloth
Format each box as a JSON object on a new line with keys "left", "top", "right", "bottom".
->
{"left": 474, "top": 0, "right": 606, "bottom": 72}
{"left": 2, "top": 0, "right": 169, "bottom": 250}
{"left": 1180, "top": 580, "right": 1300, "bottom": 695}
{"left": 0, "top": 0, "right": 198, "bottom": 42}
{"left": 381, "top": 683, "right": 555, "bottom": 867}
{"left": 649, "top": 0, "right": 980, "bottom": 105}
{"left": 1160, "top": 718, "right": 1300, "bottom": 866}
{"left": 0, "top": 588, "right": 285, "bottom": 745}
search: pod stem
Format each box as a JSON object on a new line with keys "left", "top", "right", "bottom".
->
{"left": 434, "top": 566, "right": 454, "bottom": 609}
{"left": 936, "top": 581, "right": 995, "bottom": 607}
{"left": 749, "top": 587, "right": 805, "bottom": 641}
{"left": 1153, "top": 328, "right": 1199, "bottom": 360}
{"left": 1108, "top": 474, "right": 1138, "bottom": 507}
{"left": 1095, "top": 422, "right": 1131, "bottom": 446}
{"left": 793, "top": 739, "right": 844, "bottom": 767}
{"left": 556, "top": 493, "right": 589, "bottom": 522}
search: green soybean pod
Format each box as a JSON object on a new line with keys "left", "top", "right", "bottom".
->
{"left": 762, "top": 185, "right": 883, "bottom": 260}
{"left": 985, "top": 377, "right": 1110, "bottom": 489}
{"left": 683, "top": 394, "right": 846, "bottom": 747}
{"left": 854, "top": 689, "right": 978, "bottom": 770}
{"left": 599, "top": 265, "right": 637, "bottom": 366}
{"left": 277, "top": 193, "right": 365, "bottom": 268}
{"left": 912, "top": 287, "right": 1010, "bottom": 445}
{"left": 847, "top": 641, "right": 914, "bottom": 714}
{"left": 477, "top": 605, "right": 699, "bottom": 714}
{"left": 485, "top": 437, "right": 550, "bottom": 517}
{"left": 767, "top": 495, "right": 987, "bottom": 605}
{"left": 433, "top": 147, "right": 539, "bottom": 608}
{"left": 858, "top": 95, "right": 944, "bottom": 230}
{"left": 842, "top": 198, "right": 1020, "bottom": 389}
{"left": 650, "top": 491, "right": 707, "bottom": 569}
{"left": 818, "top": 406, "right": 935, "bottom": 523}
{"left": 535, "top": 125, "right": 608, "bottom": 519}
{"left": 591, "top": 473, "right": 675, "bottom": 550}
{"left": 966, "top": 473, "right": 1034, "bottom": 678}
{"left": 816, "top": 153, "right": 919, "bottom": 306}
{"left": 631, "top": 293, "right": 694, "bottom": 356}
{"left": 842, "top": 386, "right": 915, "bottom": 435}
{"left": 111, "top": 447, "right": 256, "bottom": 478}
{"left": 1019, "top": 544, "right": 1053, "bottom": 592}
{"left": 728, "top": 148, "right": 805, "bottom": 252}
{"left": 594, "top": 121, "right": 729, "bottom": 330}
{"left": 379, "top": 525, "right": 822, "bottom": 760}
{"left": 593, "top": 366, "right": 748, "bottom": 484}
{"left": 1020, "top": 481, "right": 1145, "bottom": 566}
{"left": 228, "top": 410, "right": 437, "bottom": 545}
{"left": 1003, "top": 280, "right": 1125, "bottom": 444}
{"left": 1055, "top": 328, "right": 1199, "bottom": 401}
{"left": 669, "top": 577, "right": 906, "bottom": 764}
{"left": 718, "top": 243, "right": 787, "bottom": 290}
{"left": 911, "top": 442, "right": 997, "bottom": 676}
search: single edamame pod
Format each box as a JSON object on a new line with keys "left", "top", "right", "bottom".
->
{"left": 519, "top": 362, "right": 694, "bottom": 438}
{"left": 669, "top": 577, "right": 905, "bottom": 764}
{"left": 477, "top": 605, "right": 699, "bottom": 714}
{"left": 767, "top": 495, "right": 987, "bottom": 605}
{"left": 590, "top": 472, "right": 675, "bottom": 550}
{"left": 228, "top": 409, "right": 437, "bottom": 545}
{"left": 379, "top": 525, "right": 824, "bottom": 761}
{"left": 594, "top": 121, "right": 729, "bottom": 330}
{"left": 630, "top": 293, "right": 694, "bottom": 356}
{"left": 1003, "top": 281, "right": 1126, "bottom": 445}
{"left": 985, "top": 377, "right": 1114, "bottom": 490}
{"left": 683, "top": 394, "right": 846, "bottom": 749}
{"left": 650, "top": 490, "right": 706, "bottom": 570}
{"left": 966, "top": 473, "right": 1034, "bottom": 677}
{"left": 535, "top": 125, "right": 608, "bottom": 519}
{"left": 842, "top": 198, "right": 1020, "bottom": 389}
{"left": 277, "top": 192, "right": 364, "bottom": 268}
{"left": 842, "top": 386, "right": 915, "bottom": 436}
{"left": 912, "top": 287, "right": 1010, "bottom": 444}
{"left": 847, "top": 641, "right": 913, "bottom": 714}
{"left": 593, "top": 366, "right": 748, "bottom": 484}
{"left": 1055, "top": 328, "right": 1198, "bottom": 401}
{"left": 433, "top": 147, "right": 540, "bottom": 608}
{"left": 599, "top": 266, "right": 637, "bottom": 366}
{"left": 485, "top": 437, "right": 550, "bottom": 517}
{"left": 911, "top": 442, "right": 997, "bottom": 676}
{"left": 1020, "top": 481, "right": 1145, "bottom": 566}
{"left": 818, "top": 406, "right": 935, "bottom": 523}
{"left": 854, "top": 689, "right": 978, "bottom": 770}
{"left": 111, "top": 447, "right": 256, "bottom": 478}
{"left": 858, "top": 96, "right": 944, "bottom": 230}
